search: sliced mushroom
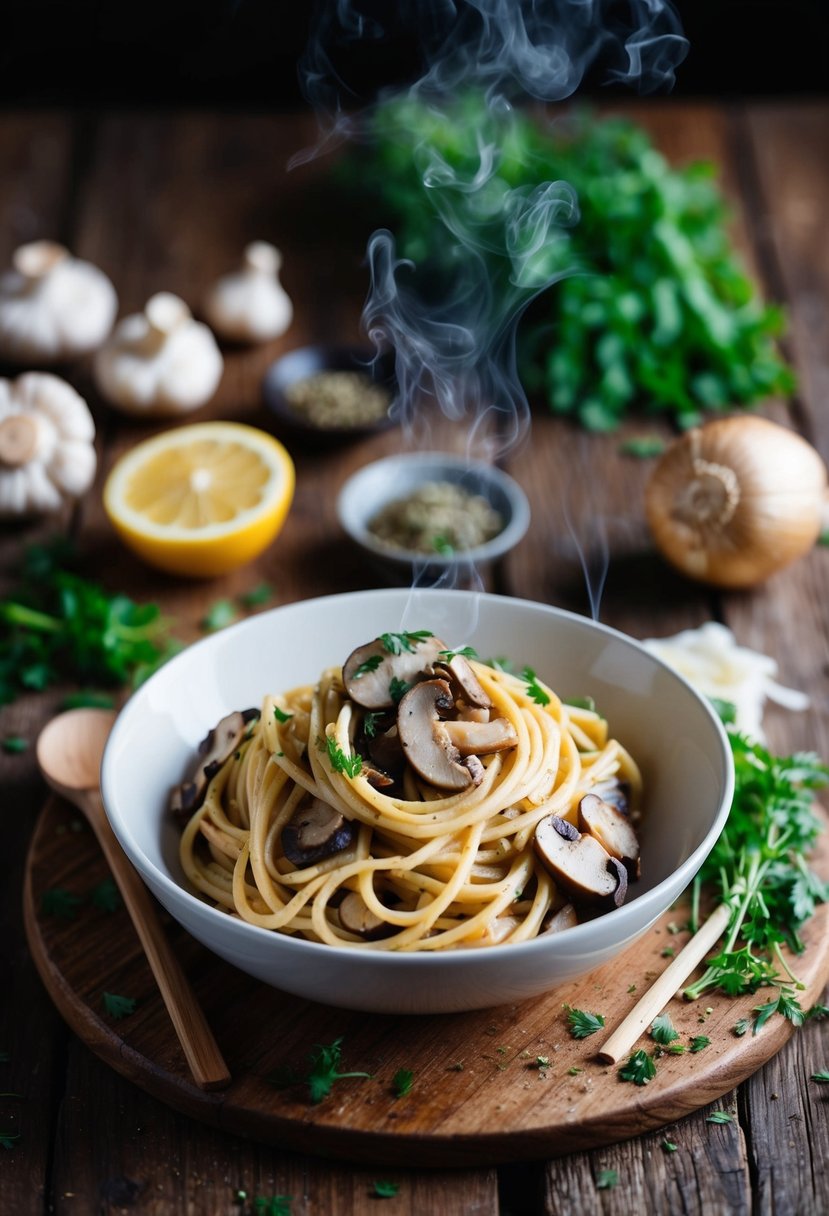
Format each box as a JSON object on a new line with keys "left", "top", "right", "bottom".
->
{"left": 397, "top": 678, "right": 474, "bottom": 791}
{"left": 364, "top": 717, "right": 405, "bottom": 774}
{"left": 590, "top": 776, "right": 631, "bottom": 816}
{"left": 541, "top": 902, "right": 579, "bottom": 934}
{"left": 434, "top": 653, "right": 491, "bottom": 709}
{"left": 534, "top": 815, "right": 628, "bottom": 910}
{"left": 281, "top": 797, "right": 355, "bottom": 868}
{"left": 578, "top": 792, "right": 641, "bottom": 879}
{"left": 169, "top": 707, "right": 259, "bottom": 824}
{"left": 442, "top": 716, "right": 518, "bottom": 757}
{"left": 338, "top": 891, "right": 390, "bottom": 940}
{"left": 343, "top": 634, "right": 447, "bottom": 709}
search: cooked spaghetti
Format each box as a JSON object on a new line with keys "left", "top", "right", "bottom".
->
{"left": 174, "top": 634, "right": 642, "bottom": 951}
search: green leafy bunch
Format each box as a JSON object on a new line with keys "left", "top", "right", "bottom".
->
{"left": 684, "top": 731, "right": 829, "bottom": 1022}
{"left": 0, "top": 539, "right": 178, "bottom": 704}
{"left": 342, "top": 94, "right": 794, "bottom": 430}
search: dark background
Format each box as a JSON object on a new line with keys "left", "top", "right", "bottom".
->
{"left": 0, "top": 0, "right": 826, "bottom": 107}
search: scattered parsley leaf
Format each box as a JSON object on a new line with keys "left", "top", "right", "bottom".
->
{"left": 60, "top": 691, "right": 117, "bottom": 710}
{"left": 432, "top": 535, "right": 455, "bottom": 556}
{"left": 619, "top": 436, "right": 666, "bottom": 458}
{"left": 708, "top": 697, "right": 738, "bottom": 725}
{"left": 353, "top": 654, "right": 383, "bottom": 679}
{"left": 733, "top": 1019, "right": 749, "bottom": 1037}
{"left": 102, "top": 991, "right": 137, "bottom": 1020}
{"left": 564, "top": 695, "right": 596, "bottom": 712}
{"left": 1, "top": 736, "right": 28, "bottom": 754}
{"left": 627, "top": 984, "right": 637, "bottom": 994}
{"left": 806, "top": 1004, "right": 829, "bottom": 1020}
{"left": 811, "top": 1071, "right": 829, "bottom": 1083}
{"left": 535, "top": 1055, "right": 550, "bottom": 1068}
{"left": 325, "top": 735, "right": 362, "bottom": 778}
{"left": 392, "top": 1068, "right": 414, "bottom": 1098}
{"left": 0, "top": 1051, "right": 8, "bottom": 1063}
{"left": 667, "top": 922, "right": 681, "bottom": 935}
{"left": 362, "top": 711, "right": 384, "bottom": 738}
{"left": 41, "top": 887, "right": 83, "bottom": 920}
{"left": 650, "top": 1012, "right": 680, "bottom": 1046}
{"left": 690, "top": 1035, "right": 711, "bottom": 1053}
{"left": 706, "top": 1110, "right": 733, "bottom": 1124}
{"left": 252, "top": 1197, "right": 292, "bottom": 1216}
{"left": 306, "top": 1038, "right": 372, "bottom": 1104}
{"left": 520, "top": 666, "right": 550, "bottom": 706}
{"left": 0, "top": 1132, "right": 19, "bottom": 1150}
{"left": 373, "top": 1181, "right": 400, "bottom": 1198}
{"left": 201, "top": 600, "right": 237, "bottom": 632}
{"left": 661, "top": 946, "right": 676, "bottom": 958}
{"left": 240, "top": 583, "right": 273, "bottom": 608}
{"left": 564, "top": 1005, "right": 606, "bottom": 1038}
{"left": 619, "top": 1050, "right": 657, "bottom": 1086}
{"left": 567, "top": 1066, "right": 583, "bottom": 1075}
{"left": 662, "top": 1138, "right": 678, "bottom": 1153}
{"left": 272, "top": 705, "right": 293, "bottom": 724}
{"left": 596, "top": 1169, "right": 618, "bottom": 1190}
{"left": 438, "top": 646, "right": 478, "bottom": 660}
{"left": 90, "top": 878, "right": 122, "bottom": 913}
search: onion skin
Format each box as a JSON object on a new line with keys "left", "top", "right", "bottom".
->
{"left": 645, "top": 416, "right": 827, "bottom": 589}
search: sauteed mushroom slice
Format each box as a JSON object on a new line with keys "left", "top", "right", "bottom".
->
{"left": 434, "top": 652, "right": 491, "bottom": 710}
{"left": 578, "top": 792, "right": 641, "bottom": 879}
{"left": 534, "top": 815, "right": 628, "bottom": 909}
{"left": 170, "top": 707, "right": 259, "bottom": 823}
{"left": 442, "top": 716, "right": 518, "bottom": 756}
{"left": 590, "top": 776, "right": 631, "bottom": 816}
{"left": 338, "top": 891, "right": 389, "bottom": 940}
{"left": 281, "top": 797, "right": 356, "bottom": 868}
{"left": 343, "top": 634, "right": 447, "bottom": 709}
{"left": 397, "top": 678, "right": 475, "bottom": 791}
{"left": 541, "top": 902, "right": 579, "bottom": 935}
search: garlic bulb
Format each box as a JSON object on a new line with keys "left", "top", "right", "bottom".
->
{"left": 0, "top": 372, "right": 96, "bottom": 516}
{"left": 93, "top": 292, "right": 223, "bottom": 417}
{"left": 645, "top": 416, "right": 827, "bottom": 588}
{"left": 0, "top": 241, "right": 118, "bottom": 365}
{"left": 202, "top": 242, "right": 293, "bottom": 344}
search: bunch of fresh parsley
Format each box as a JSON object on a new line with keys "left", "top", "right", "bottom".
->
{"left": 0, "top": 539, "right": 178, "bottom": 705}
{"left": 684, "top": 729, "right": 829, "bottom": 1026}
{"left": 340, "top": 95, "right": 794, "bottom": 430}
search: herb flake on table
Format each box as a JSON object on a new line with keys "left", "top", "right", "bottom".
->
{"left": 0, "top": 1132, "right": 19, "bottom": 1150}
{"left": 252, "top": 1197, "right": 292, "bottom": 1216}
{"left": 201, "top": 599, "right": 238, "bottom": 632}
{"left": 41, "top": 887, "right": 83, "bottom": 920}
{"left": 811, "top": 1071, "right": 829, "bottom": 1083}
{"left": 662, "top": 1138, "right": 679, "bottom": 1153}
{"left": 707, "top": 1110, "right": 733, "bottom": 1124}
{"left": 90, "top": 878, "right": 122, "bottom": 913}
{"left": 392, "top": 1067, "right": 414, "bottom": 1097}
{"left": 1, "top": 736, "right": 28, "bottom": 754}
{"left": 650, "top": 1012, "right": 680, "bottom": 1045}
{"left": 564, "top": 1005, "right": 606, "bottom": 1038}
{"left": 240, "top": 583, "right": 273, "bottom": 608}
{"left": 690, "top": 1035, "right": 711, "bottom": 1053}
{"left": 596, "top": 1168, "right": 618, "bottom": 1190}
{"left": 373, "top": 1181, "right": 400, "bottom": 1198}
{"left": 306, "top": 1037, "right": 372, "bottom": 1105}
{"left": 619, "top": 1049, "right": 657, "bottom": 1086}
{"left": 102, "top": 992, "right": 137, "bottom": 1020}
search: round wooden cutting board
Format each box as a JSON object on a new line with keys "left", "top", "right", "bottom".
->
{"left": 23, "top": 796, "right": 829, "bottom": 1168}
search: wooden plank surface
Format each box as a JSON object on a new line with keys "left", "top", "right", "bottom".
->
{"left": 1, "top": 103, "right": 828, "bottom": 1213}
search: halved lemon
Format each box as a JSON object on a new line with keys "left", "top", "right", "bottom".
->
{"left": 103, "top": 421, "right": 295, "bottom": 577}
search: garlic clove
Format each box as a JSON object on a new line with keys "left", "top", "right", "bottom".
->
{"left": 645, "top": 415, "right": 828, "bottom": 589}
{"left": 0, "top": 372, "right": 97, "bottom": 517}
{"left": 93, "top": 293, "right": 224, "bottom": 417}
{"left": 0, "top": 241, "right": 118, "bottom": 365}
{"left": 202, "top": 241, "right": 293, "bottom": 344}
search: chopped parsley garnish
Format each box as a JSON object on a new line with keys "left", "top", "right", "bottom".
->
{"left": 41, "top": 887, "right": 83, "bottom": 920}
{"left": 2, "top": 736, "right": 28, "bottom": 754}
{"left": 273, "top": 705, "right": 293, "bottom": 723}
{"left": 811, "top": 1071, "right": 829, "bottom": 1083}
{"left": 564, "top": 1005, "right": 606, "bottom": 1039}
{"left": 252, "top": 1197, "right": 292, "bottom": 1216}
{"left": 650, "top": 1012, "right": 680, "bottom": 1046}
{"left": 352, "top": 654, "right": 383, "bottom": 679}
{"left": 752, "top": 989, "right": 805, "bottom": 1033}
{"left": 378, "top": 630, "right": 432, "bottom": 655}
{"left": 564, "top": 695, "right": 596, "bottom": 712}
{"left": 439, "top": 646, "right": 479, "bottom": 660}
{"left": 90, "top": 878, "right": 122, "bottom": 913}
{"left": 362, "top": 711, "right": 384, "bottom": 739}
{"left": 706, "top": 1110, "right": 733, "bottom": 1124}
{"left": 596, "top": 1169, "right": 618, "bottom": 1190}
{"left": 201, "top": 599, "right": 238, "bottom": 632}
{"left": 619, "top": 1049, "right": 657, "bottom": 1086}
{"left": 325, "top": 735, "right": 362, "bottom": 778}
{"left": 240, "top": 583, "right": 273, "bottom": 607}
{"left": 520, "top": 667, "right": 551, "bottom": 706}
{"left": 0, "top": 1132, "right": 20, "bottom": 1150}
{"left": 392, "top": 1068, "right": 414, "bottom": 1097}
{"left": 662, "top": 1138, "right": 678, "bottom": 1153}
{"left": 306, "top": 1037, "right": 373, "bottom": 1104}
{"left": 733, "top": 1019, "right": 750, "bottom": 1037}
{"left": 690, "top": 1035, "right": 711, "bottom": 1053}
{"left": 373, "top": 1181, "right": 400, "bottom": 1198}
{"left": 102, "top": 992, "right": 137, "bottom": 1020}
{"left": 709, "top": 697, "right": 738, "bottom": 725}
{"left": 389, "top": 676, "right": 410, "bottom": 704}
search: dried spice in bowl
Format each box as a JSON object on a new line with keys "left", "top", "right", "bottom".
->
{"left": 283, "top": 369, "right": 392, "bottom": 430}
{"left": 367, "top": 480, "right": 504, "bottom": 555}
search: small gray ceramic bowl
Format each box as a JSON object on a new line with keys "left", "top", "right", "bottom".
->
{"left": 337, "top": 451, "right": 531, "bottom": 572}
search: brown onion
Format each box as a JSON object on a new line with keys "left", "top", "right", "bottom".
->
{"left": 644, "top": 416, "right": 827, "bottom": 589}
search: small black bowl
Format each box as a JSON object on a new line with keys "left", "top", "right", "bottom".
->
{"left": 262, "top": 345, "right": 398, "bottom": 445}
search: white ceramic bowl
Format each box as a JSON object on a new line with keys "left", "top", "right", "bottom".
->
{"left": 101, "top": 589, "right": 733, "bottom": 1014}
{"left": 337, "top": 452, "right": 531, "bottom": 572}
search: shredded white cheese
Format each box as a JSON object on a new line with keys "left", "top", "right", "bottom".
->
{"left": 642, "top": 622, "right": 809, "bottom": 740}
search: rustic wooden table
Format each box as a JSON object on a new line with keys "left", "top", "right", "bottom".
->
{"left": 1, "top": 102, "right": 828, "bottom": 1215}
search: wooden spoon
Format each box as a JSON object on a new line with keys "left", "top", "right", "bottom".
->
{"left": 36, "top": 708, "right": 231, "bottom": 1091}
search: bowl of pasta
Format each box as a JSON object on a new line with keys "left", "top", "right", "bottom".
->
{"left": 101, "top": 588, "right": 733, "bottom": 1014}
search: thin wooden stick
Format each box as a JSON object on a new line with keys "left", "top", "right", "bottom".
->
{"left": 597, "top": 902, "right": 732, "bottom": 1065}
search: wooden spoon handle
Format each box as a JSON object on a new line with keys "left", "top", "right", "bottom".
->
{"left": 597, "top": 902, "right": 731, "bottom": 1065}
{"left": 86, "top": 792, "right": 231, "bottom": 1090}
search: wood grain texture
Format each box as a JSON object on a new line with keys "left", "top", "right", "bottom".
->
{"left": 23, "top": 796, "right": 829, "bottom": 1169}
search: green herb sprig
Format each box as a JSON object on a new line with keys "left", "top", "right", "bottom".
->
{"left": 684, "top": 732, "right": 829, "bottom": 1029}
